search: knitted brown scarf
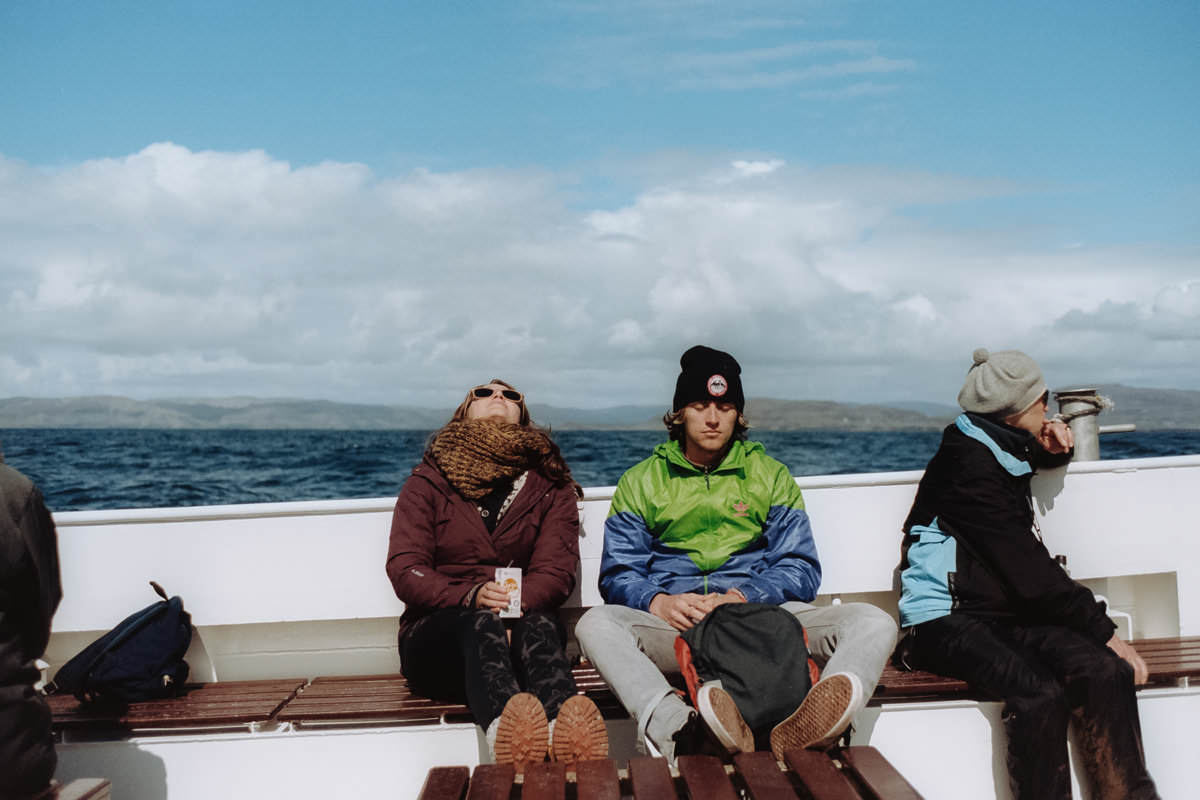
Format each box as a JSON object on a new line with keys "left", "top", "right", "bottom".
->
{"left": 429, "top": 419, "right": 554, "bottom": 501}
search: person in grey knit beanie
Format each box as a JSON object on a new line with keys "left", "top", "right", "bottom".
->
{"left": 957, "top": 348, "right": 1047, "bottom": 419}
{"left": 896, "top": 350, "right": 1158, "bottom": 800}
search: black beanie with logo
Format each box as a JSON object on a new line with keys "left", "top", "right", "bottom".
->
{"left": 672, "top": 345, "right": 745, "bottom": 413}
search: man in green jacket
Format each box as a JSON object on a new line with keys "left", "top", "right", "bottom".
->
{"left": 576, "top": 346, "right": 896, "bottom": 763}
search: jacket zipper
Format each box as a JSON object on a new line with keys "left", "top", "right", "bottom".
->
{"left": 704, "top": 464, "right": 713, "bottom": 583}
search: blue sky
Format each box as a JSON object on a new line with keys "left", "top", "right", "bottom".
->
{"left": 1, "top": 1, "right": 1197, "bottom": 408}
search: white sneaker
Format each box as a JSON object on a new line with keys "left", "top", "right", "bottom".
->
{"left": 769, "top": 672, "right": 862, "bottom": 759}
{"left": 696, "top": 683, "right": 755, "bottom": 754}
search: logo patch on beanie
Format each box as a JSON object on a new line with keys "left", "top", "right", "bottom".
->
{"left": 707, "top": 374, "right": 728, "bottom": 397}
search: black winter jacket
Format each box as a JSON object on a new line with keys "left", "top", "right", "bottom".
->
{"left": 899, "top": 413, "right": 1115, "bottom": 645}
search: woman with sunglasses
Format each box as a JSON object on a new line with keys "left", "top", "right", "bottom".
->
{"left": 386, "top": 380, "right": 607, "bottom": 771}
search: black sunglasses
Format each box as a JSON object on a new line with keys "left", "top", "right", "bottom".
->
{"left": 472, "top": 386, "right": 523, "bottom": 402}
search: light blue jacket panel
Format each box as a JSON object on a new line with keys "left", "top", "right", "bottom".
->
{"left": 897, "top": 520, "right": 957, "bottom": 627}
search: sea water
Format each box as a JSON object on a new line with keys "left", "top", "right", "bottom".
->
{"left": 2, "top": 427, "right": 1199, "bottom": 512}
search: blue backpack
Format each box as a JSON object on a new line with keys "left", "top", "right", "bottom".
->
{"left": 49, "top": 581, "right": 192, "bottom": 705}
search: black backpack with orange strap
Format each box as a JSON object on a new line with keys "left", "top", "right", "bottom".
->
{"left": 675, "top": 602, "right": 818, "bottom": 746}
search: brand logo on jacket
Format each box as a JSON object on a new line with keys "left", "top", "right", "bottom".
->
{"left": 732, "top": 501, "right": 749, "bottom": 517}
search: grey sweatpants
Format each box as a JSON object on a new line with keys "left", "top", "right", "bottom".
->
{"left": 575, "top": 601, "right": 897, "bottom": 749}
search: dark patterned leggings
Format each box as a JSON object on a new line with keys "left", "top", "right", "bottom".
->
{"left": 399, "top": 607, "right": 577, "bottom": 729}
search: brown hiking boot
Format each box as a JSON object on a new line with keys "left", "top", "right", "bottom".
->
{"left": 492, "top": 692, "right": 550, "bottom": 773}
{"left": 551, "top": 695, "right": 609, "bottom": 765}
{"left": 769, "top": 672, "right": 862, "bottom": 760}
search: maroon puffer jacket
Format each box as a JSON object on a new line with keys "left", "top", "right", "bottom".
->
{"left": 386, "top": 454, "right": 580, "bottom": 637}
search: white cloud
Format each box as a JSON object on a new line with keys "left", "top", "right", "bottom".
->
{"left": 1, "top": 143, "right": 1197, "bottom": 407}
{"left": 608, "top": 319, "right": 647, "bottom": 349}
{"left": 732, "top": 159, "right": 786, "bottom": 178}
{"left": 535, "top": 2, "right": 915, "bottom": 98}
{"left": 667, "top": 40, "right": 877, "bottom": 71}
{"left": 676, "top": 54, "right": 916, "bottom": 91}
{"left": 1052, "top": 280, "right": 1200, "bottom": 343}
{"left": 1155, "top": 280, "right": 1200, "bottom": 319}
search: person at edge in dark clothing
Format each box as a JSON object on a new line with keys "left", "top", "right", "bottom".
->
{"left": 385, "top": 380, "right": 607, "bottom": 773}
{"left": 897, "top": 349, "right": 1159, "bottom": 800}
{"left": 1, "top": 444, "right": 63, "bottom": 800}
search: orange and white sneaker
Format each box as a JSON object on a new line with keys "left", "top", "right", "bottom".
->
{"left": 769, "top": 672, "right": 862, "bottom": 760}
{"left": 491, "top": 692, "right": 550, "bottom": 773}
{"left": 550, "top": 695, "right": 609, "bottom": 765}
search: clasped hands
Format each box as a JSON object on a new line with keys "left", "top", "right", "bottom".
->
{"left": 649, "top": 588, "right": 746, "bottom": 631}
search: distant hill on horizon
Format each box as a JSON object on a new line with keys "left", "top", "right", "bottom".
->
{"left": 0, "top": 384, "right": 1196, "bottom": 431}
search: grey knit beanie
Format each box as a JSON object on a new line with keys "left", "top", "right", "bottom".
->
{"left": 957, "top": 348, "right": 1046, "bottom": 418}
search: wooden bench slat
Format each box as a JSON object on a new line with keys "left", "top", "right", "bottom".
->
{"left": 1146, "top": 664, "right": 1200, "bottom": 679}
{"left": 870, "top": 665, "right": 971, "bottom": 699}
{"left": 278, "top": 705, "right": 471, "bottom": 722}
{"left": 628, "top": 755, "right": 676, "bottom": 800}
{"left": 733, "top": 750, "right": 802, "bottom": 799}
{"left": 281, "top": 696, "right": 465, "bottom": 711}
{"left": 839, "top": 746, "right": 925, "bottom": 800}
{"left": 293, "top": 681, "right": 414, "bottom": 692}
{"left": 1137, "top": 642, "right": 1200, "bottom": 654}
{"left": 783, "top": 749, "right": 863, "bottom": 800}
{"left": 417, "top": 766, "right": 470, "bottom": 800}
{"left": 1139, "top": 647, "right": 1200, "bottom": 658}
{"left": 175, "top": 679, "right": 309, "bottom": 691}
{"left": 48, "top": 679, "right": 304, "bottom": 729}
{"left": 522, "top": 762, "right": 567, "bottom": 800}
{"left": 309, "top": 673, "right": 409, "bottom": 683}
{"left": 575, "top": 758, "right": 621, "bottom": 800}
{"left": 677, "top": 754, "right": 739, "bottom": 800}
{"left": 1150, "top": 653, "right": 1200, "bottom": 663}
{"left": 465, "top": 764, "right": 515, "bottom": 800}
{"left": 1130, "top": 635, "right": 1200, "bottom": 648}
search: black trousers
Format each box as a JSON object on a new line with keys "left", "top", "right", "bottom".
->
{"left": 399, "top": 607, "right": 576, "bottom": 729}
{"left": 0, "top": 682, "right": 57, "bottom": 799}
{"left": 909, "top": 615, "right": 1159, "bottom": 800}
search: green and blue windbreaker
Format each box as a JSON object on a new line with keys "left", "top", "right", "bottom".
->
{"left": 599, "top": 439, "right": 821, "bottom": 611}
